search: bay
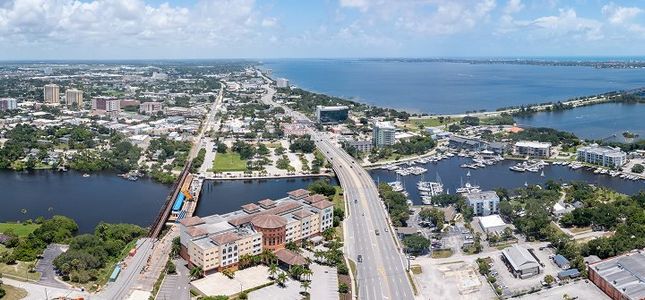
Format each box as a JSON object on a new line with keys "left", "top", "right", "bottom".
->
{"left": 263, "top": 59, "right": 645, "bottom": 114}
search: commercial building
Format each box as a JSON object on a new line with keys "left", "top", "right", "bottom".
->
{"left": 372, "top": 121, "right": 396, "bottom": 147}
{"left": 501, "top": 244, "right": 541, "bottom": 279}
{"left": 91, "top": 97, "right": 121, "bottom": 116}
{"left": 448, "top": 136, "right": 486, "bottom": 151}
{"left": 513, "top": 141, "right": 552, "bottom": 158}
{"left": 276, "top": 78, "right": 289, "bottom": 88}
{"left": 315, "top": 105, "right": 349, "bottom": 124}
{"left": 65, "top": 89, "right": 83, "bottom": 108}
{"left": 139, "top": 101, "right": 163, "bottom": 115}
{"left": 477, "top": 214, "right": 508, "bottom": 234}
{"left": 43, "top": 84, "right": 60, "bottom": 104}
{"left": 179, "top": 190, "right": 333, "bottom": 274}
{"left": 464, "top": 191, "right": 499, "bottom": 216}
{"left": 553, "top": 254, "right": 571, "bottom": 269}
{"left": 0, "top": 98, "right": 17, "bottom": 111}
{"left": 588, "top": 251, "right": 645, "bottom": 300}
{"left": 577, "top": 144, "right": 627, "bottom": 168}
{"left": 346, "top": 140, "right": 373, "bottom": 153}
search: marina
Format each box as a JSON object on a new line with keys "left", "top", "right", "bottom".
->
{"left": 370, "top": 156, "right": 645, "bottom": 206}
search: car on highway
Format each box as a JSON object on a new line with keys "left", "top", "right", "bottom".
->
{"left": 354, "top": 199, "right": 357, "bottom": 204}
{"left": 357, "top": 255, "right": 363, "bottom": 263}
{"left": 375, "top": 229, "right": 380, "bottom": 236}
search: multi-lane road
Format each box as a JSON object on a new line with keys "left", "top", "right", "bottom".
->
{"left": 258, "top": 74, "right": 414, "bottom": 299}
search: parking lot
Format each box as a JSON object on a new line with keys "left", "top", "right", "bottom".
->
{"left": 488, "top": 243, "right": 562, "bottom": 297}
{"left": 413, "top": 258, "right": 497, "bottom": 300}
{"left": 35, "top": 244, "right": 68, "bottom": 288}
{"left": 191, "top": 265, "right": 271, "bottom": 296}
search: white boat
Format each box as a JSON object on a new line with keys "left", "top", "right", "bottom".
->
{"left": 466, "top": 170, "right": 471, "bottom": 177}
{"left": 540, "top": 170, "right": 545, "bottom": 177}
{"left": 456, "top": 182, "right": 481, "bottom": 194}
{"left": 509, "top": 165, "right": 525, "bottom": 172}
{"left": 388, "top": 181, "right": 404, "bottom": 192}
{"left": 82, "top": 173, "right": 90, "bottom": 178}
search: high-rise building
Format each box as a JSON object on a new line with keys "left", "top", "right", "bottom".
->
{"left": 65, "top": 89, "right": 83, "bottom": 108}
{"left": 372, "top": 121, "right": 396, "bottom": 147}
{"left": 276, "top": 78, "right": 289, "bottom": 88}
{"left": 43, "top": 84, "right": 60, "bottom": 104}
{"left": 91, "top": 97, "right": 121, "bottom": 116}
{"left": 0, "top": 98, "right": 18, "bottom": 111}
{"left": 315, "top": 105, "right": 349, "bottom": 124}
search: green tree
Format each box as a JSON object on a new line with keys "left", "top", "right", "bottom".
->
{"left": 402, "top": 234, "right": 430, "bottom": 254}
{"left": 544, "top": 274, "right": 555, "bottom": 286}
{"left": 632, "top": 164, "right": 644, "bottom": 173}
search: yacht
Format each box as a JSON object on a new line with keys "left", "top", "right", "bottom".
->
{"left": 456, "top": 182, "right": 481, "bottom": 194}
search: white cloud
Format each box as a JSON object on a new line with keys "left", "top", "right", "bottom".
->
{"left": 0, "top": 0, "right": 273, "bottom": 51}
{"left": 339, "top": 0, "right": 372, "bottom": 11}
{"left": 601, "top": 3, "right": 641, "bottom": 24}
{"left": 499, "top": 8, "right": 604, "bottom": 41}
{"left": 503, "top": 0, "right": 523, "bottom": 15}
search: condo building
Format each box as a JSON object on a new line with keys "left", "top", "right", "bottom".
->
{"left": 43, "top": 84, "right": 60, "bottom": 104}
{"left": 65, "top": 89, "right": 84, "bottom": 108}
{"left": 91, "top": 97, "right": 121, "bottom": 116}
{"left": 372, "top": 121, "right": 396, "bottom": 147}
{"left": 315, "top": 105, "right": 349, "bottom": 124}
{"left": 464, "top": 191, "right": 500, "bottom": 216}
{"left": 577, "top": 144, "right": 627, "bottom": 168}
{"left": 179, "top": 190, "right": 334, "bottom": 274}
{"left": 513, "top": 141, "right": 552, "bottom": 158}
{"left": 276, "top": 78, "right": 289, "bottom": 88}
{"left": 139, "top": 101, "right": 163, "bottom": 114}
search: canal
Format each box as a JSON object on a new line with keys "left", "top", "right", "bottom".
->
{"left": 0, "top": 170, "right": 170, "bottom": 233}
{"left": 369, "top": 157, "right": 645, "bottom": 205}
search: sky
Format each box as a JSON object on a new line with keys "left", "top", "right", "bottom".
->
{"left": 0, "top": 0, "right": 644, "bottom": 60}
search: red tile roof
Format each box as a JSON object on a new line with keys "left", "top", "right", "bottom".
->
{"left": 258, "top": 199, "right": 276, "bottom": 208}
{"left": 288, "top": 189, "right": 310, "bottom": 198}
{"left": 275, "top": 248, "right": 308, "bottom": 266}
{"left": 311, "top": 200, "right": 333, "bottom": 210}
{"left": 179, "top": 216, "right": 205, "bottom": 227}
{"left": 251, "top": 214, "right": 287, "bottom": 229}
{"left": 228, "top": 201, "right": 303, "bottom": 227}
{"left": 187, "top": 227, "right": 208, "bottom": 237}
{"left": 210, "top": 231, "right": 242, "bottom": 245}
{"left": 304, "top": 194, "right": 327, "bottom": 204}
{"left": 241, "top": 203, "right": 260, "bottom": 213}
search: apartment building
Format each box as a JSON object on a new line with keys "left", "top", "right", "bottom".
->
{"left": 91, "top": 97, "right": 121, "bottom": 116}
{"left": 464, "top": 191, "right": 500, "bottom": 216}
{"left": 372, "top": 121, "right": 396, "bottom": 147}
{"left": 65, "top": 89, "right": 84, "bottom": 108}
{"left": 577, "top": 144, "right": 627, "bottom": 168}
{"left": 513, "top": 141, "right": 552, "bottom": 158}
{"left": 0, "top": 98, "right": 17, "bottom": 111}
{"left": 43, "top": 84, "right": 60, "bottom": 104}
{"left": 139, "top": 101, "right": 163, "bottom": 114}
{"left": 179, "top": 190, "right": 334, "bottom": 273}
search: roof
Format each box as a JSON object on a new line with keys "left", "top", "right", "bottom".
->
{"left": 465, "top": 191, "right": 500, "bottom": 203}
{"left": 288, "top": 189, "right": 310, "bottom": 199}
{"left": 553, "top": 202, "right": 566, "bottom": 212}
{"left": 515, "top": 140, "right": 552, "bottom": 148}
{"left": 591, "top": 252, "right": 645, "bottom": 300}
{"left": 304, "top": 194, "right": 327, "bottom": 204}
{"left": 275, "top": 249, "right": 308, "bottom": 266}
{"left": 292, "top": 209, "right": 314, "bottom": 220}
{"left": 228, "top": 201, "right": 302, "bottom": 227}
{"left": 258, "top": 199, "right": 276, "bottom": 208}
{"left": 558, "top": 268, "right": 580, "bottom": 278}
{"left": 395, "top": 227, "right": 419, "bottom": 235}
{"left": 554, "top": 254, "right": 570, "bottom": 267}
{"left": 502, "top": 245, "right": 539, "bottom": 271}
{"left": 210, "top": 231, "right": 242, "bottom": 245}
{"left": 180, "top": 216, "right": 205, "bottom": 227}
{"left": 310, "top": 200, "right": 333, "bottom": 210}
{"left": 478, "top": 215, "right": 506, "bottom": 229}
{"left": 241, "top": 203, "right": 261, "bottom": 213}
{"left": 186, "top": 226, "right": 208, "bottom": 237}
{"left": 251, "top": 214, "right": 287, "bottom": 229}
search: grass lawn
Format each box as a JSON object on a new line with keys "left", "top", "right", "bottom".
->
{"left": 0, "top": 260, "right": 41, "bottom": 281}
{"left": 0, "top": 222, "right": 40, "bottom": 237}
{"left": 431, "top": 249, "right": 454, "bottom": 258}
{"left": 212, "top": 152, "right": 248, "bottom": 172}
{"left": 410, "top": 264, "right": 423, "bottom": 275}
{"left": 1, "top": 284, "right": 29, "bottom": 300}
{"left": 405, "top": 117, "right": 461, "bottom": 131}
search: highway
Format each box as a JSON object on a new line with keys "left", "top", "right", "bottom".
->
{"left": 259, "top": 74, "right": 414, "bottom": 299}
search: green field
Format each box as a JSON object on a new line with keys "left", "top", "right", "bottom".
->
{"left": 405, "top": 117, "right": 462, "bottom": 131}
{"left": 212, "top": 152, "right": 248, "bottom": 172}
{"left": 0, "top": 223, "right": 40, "bottom": 237}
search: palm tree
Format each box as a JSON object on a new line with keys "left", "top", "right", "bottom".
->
{"left": 301, "top": 280, "right": 311, "bottom": 295}
{"left": 302, "top": 267, "right": 313, "bottom": 281}
{"left": 313, "top": 250, "right": 325, "bottom": 263}
{"left": 239, "top": 254, "right": 252, "bottom": 269}
{"left": 322, "top": 228, "right": 335, "bottom": 241}
{"left": 189, "top": 266, "right": 203, "bottom": 279}
{"left": 261, "top": 249, "right": 277, "bottom": 265}
{"left": 290, "top": 264, "right": 304, "bottom": 280}
{"left": 276, "top": 272, "right": 288, "bottom": 287}
{"left": 268, "top": 263, "right": 279, "bottom": 279}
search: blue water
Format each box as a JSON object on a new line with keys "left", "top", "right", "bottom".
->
{"left": 515, "top": 103, "right": 645, "bottom": 141}
{"left": 262, "top": 59, "right": 645, "bottom": 114}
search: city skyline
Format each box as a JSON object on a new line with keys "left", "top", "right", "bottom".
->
{"left": 1, "top": 0, "right": 644, "bottom": 60}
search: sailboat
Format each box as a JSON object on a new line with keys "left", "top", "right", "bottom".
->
{"left": 540, "top": 170, "right": 545, "bottom": 177}
{"left": 466, "top": 170, "right": 471, "bottom": 177}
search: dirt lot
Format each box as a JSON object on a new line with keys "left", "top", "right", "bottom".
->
{"left": 517, "top": 280, "right": 609, "bottom": 300}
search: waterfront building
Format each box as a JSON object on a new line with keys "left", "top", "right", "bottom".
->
{"left": 372, "top": 121, "right": 396, "bottom": 147}
{"left": 179, "top": 190, "right": 333, "bottom": 274}
{"left": 315, "top": 105, "right": 349, "bottom": 124}
{"left": 65, "top": 89, "right": 83, "bottom": 108}
{"left": 464, "top": 191, "right": 499, "bottom": 216}
{"left": 139, "top": 101, "right": 163, "bottom": 114}
{"left": 502, "top": 245, "right": 541, "bottom": 279}
{"left": 577, "top": 144, "right": 627, "bottom": 168}
{"left": 448, "top": 136, "right": 486, "bottom": 151}
{"left": 43, "top": 84, "right": 60, "bottom": 104}
{"left": 513, "top": 141, "right": 551, "bottom": 158}
{"left": 588, "top": 251, "right": 645, "bottom": 300}
{"left": 276, "top": 78, "right": 289, "bottom": 88}
{"left": 0, "top": 98, "right": 18, "bottom": 111}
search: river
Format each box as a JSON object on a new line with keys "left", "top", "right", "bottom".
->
{"left": 369, "top": 157, "right": 645, "bottom": 205}
{"left": 0, "top": 170, "right": 170, "bottom": 233}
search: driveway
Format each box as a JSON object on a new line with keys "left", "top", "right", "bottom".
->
{"left": 35, "top": 244, "right": 68, "bottom": 288}
{"left": 155, "top": 259, "right": 190, "bottom": 300}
